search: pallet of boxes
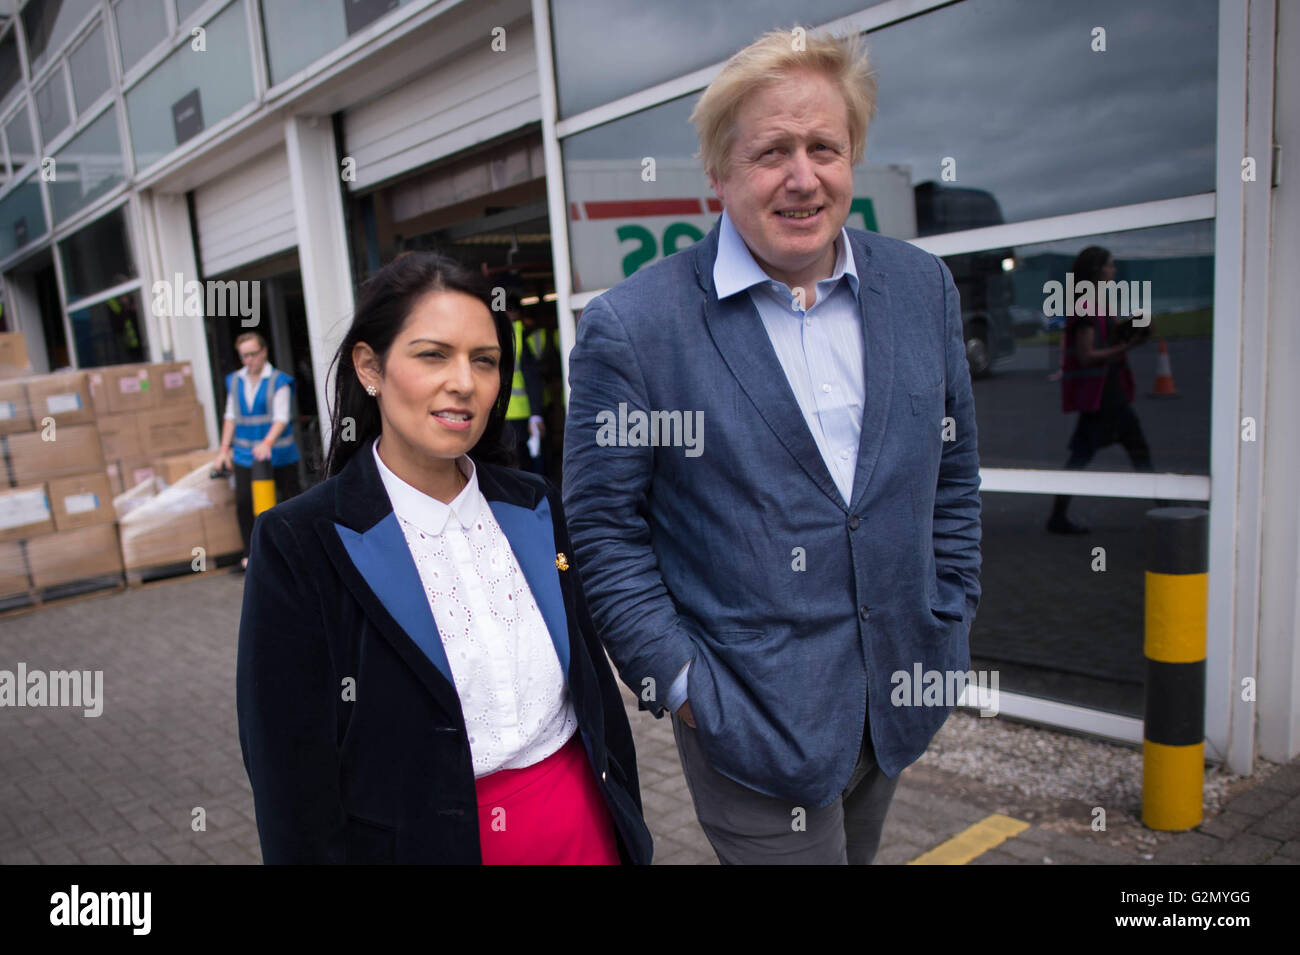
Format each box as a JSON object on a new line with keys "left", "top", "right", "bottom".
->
{"left": 0, "top": 335, "right": 244, "bottom": 610}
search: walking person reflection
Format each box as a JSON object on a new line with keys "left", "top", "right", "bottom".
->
{"left": 1047, "top": 246, "right": 1154, "bottom": 534}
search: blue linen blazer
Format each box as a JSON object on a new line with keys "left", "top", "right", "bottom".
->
{"left": 562, "top": 220, "right": 982, "bottom": 808}
{"left": 236, "top": 436, "right": 653, "bottom": 863}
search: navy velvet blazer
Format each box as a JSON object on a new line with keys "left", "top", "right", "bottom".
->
{"left": 236, "top": 436, "right": 653, "bottom": 864}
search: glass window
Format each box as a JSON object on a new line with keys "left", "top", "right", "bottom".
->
{"left": 261, "top": 0, "right": 414, "bottom": 86}
{"left": 956, "top": 220, "right": 1213, "bottom": 475}
{"left": 114, "top": 0, "right": 170, "bottom": 72}
{"left": 176, "top": 0, "right": 207, "bottom": 22}
{"left": 550, "top": 0, "right": 878, "bottom": 118}
{"left": 0, "top": 175, "right": 47, "bottom": 259}
{"left": 69, "top": 23, "right": 112, "bottom": 114}
{"left": 863, "top": 0, "right": 1217, "bottom": 235}
{"left": 971, "top": 491, "right": 1198, "bottom": 716}
{"left": 35, "top": 70, "right": 72, "bottom": 144}
{"left": 69, "top": 290, "right": 147, "bottom": 367}
{"left": 59, "top": 207, "right": 136, "bottom": 300}
{"left": 22, "top": 0, "right": 99, "bottom": 78}
{"left": 0, "top": 30, "right": 21, "bottom": 112}
{"left": 125, "top": 0, "right": 254, "bottom": 169}
{"left": 5, "top": 106, "right": 35, "bottom": 169}
{"left": 50, "top": 107, "right": 127, "bottom": 224}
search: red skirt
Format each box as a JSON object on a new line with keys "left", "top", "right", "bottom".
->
{"left": 474, "top": 732, "right": 622, "bottom": 865}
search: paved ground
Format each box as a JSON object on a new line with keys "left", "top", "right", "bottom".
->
{"left": 0, "top": 569, "right": 1295, "bottom": 865}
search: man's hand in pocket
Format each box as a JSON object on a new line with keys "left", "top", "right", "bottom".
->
{"left": 676, "top": 700, "right": 696, "bottom": 729}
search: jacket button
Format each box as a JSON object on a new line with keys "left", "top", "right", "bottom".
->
{"left": 848, "top": 515, "right": 860, "bottom": 531}
{"left": 859, "top": 605, "right": 870, "bottom": 621}
{"left": 601, "top": 771, "right": 607, "bottom": 781}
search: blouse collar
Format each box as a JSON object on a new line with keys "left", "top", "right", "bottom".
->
{"left": 372, "top": 435, "right": 481, "bottom": 536}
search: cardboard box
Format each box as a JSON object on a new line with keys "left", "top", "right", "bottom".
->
{"left": 137, "top": 403, "right": 207, "bottom": 457}
{"left": 96, "top": 413, "right": 144, "bottom": 460}
{"left": 90, "top": 364, "right": 158, "bottom": 415}
{"left": 155, "top": 361, "right": 197, "bottom": 405}
{"left": 157, "top": 448, "right": 221, "bottom": 486}
{"left": 0, "top": 332, "right": 31, "bottom": 379}
{"left": 0, "top": 540, "right": 28, "bottom": 596}
{"left": 46, "top": 472, "right": 115, "bottom": 531}
{"left": 0, "top": 379, "right": 33, "bottom": 435}
{"left": 23, "top": 372, "right": 95, "bottom": 427}
{"left": 119, "top": 512, "right": 204, "bottom": 570}
{"left": 0, "top": 485, "right": 53, "bottom": 543}
{"left": 202, "top": 505, "right": 243, "bottom": 557}
{"left": 6, "top": 425, "right": 105, "bottom": 484}
{"left": 26, "top": 523, "right": 123, "bottom": 587}
{"left": 106, "top": 457, "right": 158, "bottom": 496}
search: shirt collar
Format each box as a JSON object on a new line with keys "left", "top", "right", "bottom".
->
{"left": 713, "top": 208, "right": 858, "bottom": 300}
{"left": 239, "top": 362, "right": 275, "bottom": 381}
{"left": 371, "top": 435, "right": 481, "bottom": 536}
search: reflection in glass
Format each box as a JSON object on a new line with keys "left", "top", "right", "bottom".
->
{"left": 69, "top": 24, "right": 112, "bottom": 114}
{"left": 50, "top": 107, "right": 126, "bottom": 224}
{"left": 114, "top": 0, "right": 170, "bottom": 72}
{"left": 971, "top": 491, "right": 1192, "bottom": 717}
{"left": 59, "top": 207, "right": 136, "bottom": 300}
{"left": 5, "top": 106, "right": 35, "bottom": 170}
{"left": 864, "top": 0, "right": 1216, "bottom": 234}
{"left": 261, "top": 0, "right": 413, "bottom": 86}
{"left": 35, "top": 72, "right": 71, "bottom": 144}
{"left": 69, "top": 290, "right": 147, "bottom": 368}
{"left": 176, "top": 0, "right": 208, "bottom": 21}
{"left": 0, "top": 176, "right": 48, "bottom": 259}
{"left": 0, "top": 31, "right": 21, "bottom": 111}
{"left": 22, "top": 0, "right": 99, "bottom": 78}
{"left": 125, "top": 0, "right": 253, "bottom": 169}
{"left": 550, "top": 0, "right": 877, "bottom": 118}
{"left": 960, "top": 221, "right": 1213, "bottom": 475}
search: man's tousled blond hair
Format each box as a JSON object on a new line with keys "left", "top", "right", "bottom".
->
{"left": 690, "top": 28, "right": 877, "bottom": 181}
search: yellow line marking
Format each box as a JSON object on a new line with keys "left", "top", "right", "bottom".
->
{"left": 907, "top": 813, "right": 1030, "bottom": 865}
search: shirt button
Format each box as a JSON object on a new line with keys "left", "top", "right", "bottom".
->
{"left": 805, "top": 317, "right": 812, "bottom": 327}
{"left": 839, "top": 450, "right": 850, "bottom": 460}
{"left": 821, "top": 383, "right": 832, "bottom": 393}
{"left": 859, "top": 605, "right": 870, "bottom": 621}
{"left": 849, "top": 515, "right": 860, "bottom": 531}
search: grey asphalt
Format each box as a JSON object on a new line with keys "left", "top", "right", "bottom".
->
{"left": 0, "top": 568, "right": 1295, "bottom": 866}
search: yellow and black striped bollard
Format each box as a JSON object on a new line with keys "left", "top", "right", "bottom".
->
{"left": 251, "top": 458, "right": 278, "bottom": 518}
{"left": 1141, "top": 506, "right": 1209, "bottom": 831}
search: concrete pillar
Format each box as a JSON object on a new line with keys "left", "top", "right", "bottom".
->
{"left": 284, "top": 115, "right": 354, "bottom": 457}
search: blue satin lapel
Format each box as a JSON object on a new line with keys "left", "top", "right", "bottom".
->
{"left": 333, "top": 514, "right": 453, "bottom": 684}
{"left": 488, "top": 499, "right": 571, "bottom": 678}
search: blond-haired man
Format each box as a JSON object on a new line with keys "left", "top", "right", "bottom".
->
{"left": 563, "top": 29, "right": 981, "bottom": 864}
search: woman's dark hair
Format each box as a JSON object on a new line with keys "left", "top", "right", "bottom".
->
{"left": 323, "top": 252, "right": 514, "bottom": 478}
{"left": 1071, "top": 245, "right": 1113, "bottom": 285}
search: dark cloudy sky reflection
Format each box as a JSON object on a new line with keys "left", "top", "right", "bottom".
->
{"left": 561, "top": 0, "right": 1218, "bottom": 238}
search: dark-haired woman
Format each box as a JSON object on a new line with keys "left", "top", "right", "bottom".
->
{"left": 235, "top": 252, "right": 652, "bottom": 864}
{"left": 1048, "top": 246, "right": 1153, "bottom": 534}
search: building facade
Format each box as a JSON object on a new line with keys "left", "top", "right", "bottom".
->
{"left": 0, "top": 0, "right": 1294, "bottom": 774}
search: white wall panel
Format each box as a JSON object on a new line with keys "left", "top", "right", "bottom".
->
{"left": 343, "top": 19, "right": 540, "bottom": 191}
{"left": 193, "top": 146, "right": 296, "bottom": 276}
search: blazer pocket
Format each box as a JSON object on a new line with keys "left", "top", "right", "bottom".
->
{"left": 345, "top": 814, "right": 396, "bottom": 864}
{"left": 909, "top": 379, "right": 945, "bottom": 417}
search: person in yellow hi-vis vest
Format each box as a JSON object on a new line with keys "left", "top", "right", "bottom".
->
{"left": 504, "top": 296, "right": 546, "bottom": 475}
{"left": 216, "top": 332, "right": 302, "bottom": 571}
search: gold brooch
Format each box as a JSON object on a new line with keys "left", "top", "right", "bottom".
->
{"left": 555, "top": 552, "right": 569, "bottom": 571}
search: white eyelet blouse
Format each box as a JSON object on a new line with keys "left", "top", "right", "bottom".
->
{"left": 372, "top": 437, "right": 577, "bottom": 778}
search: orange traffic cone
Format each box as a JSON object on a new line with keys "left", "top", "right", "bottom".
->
{"left": 1149, "top": 339, "right": 1179, "bottom": 397}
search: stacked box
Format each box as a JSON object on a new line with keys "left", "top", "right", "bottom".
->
{"left": 27, "top": 523, "right": 123, "bottom": 587}
{"left": 0, "top": 332, "right": 31, "bottom": 380}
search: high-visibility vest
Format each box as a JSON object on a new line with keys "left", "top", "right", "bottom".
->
{"left": 227, "top": 369, "right": 300, "bottom": 468}
{"left": 507, "top": 321, "right": 531, "bottom": 420}
{"left": 528, "top": 327, "right": 556, "bottom": 407}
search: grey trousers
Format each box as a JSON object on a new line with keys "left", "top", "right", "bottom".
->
{"left": 671, "top": 713, "right": 900, "bottom": 865}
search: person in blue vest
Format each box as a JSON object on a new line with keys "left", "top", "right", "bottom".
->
{"left": 217, "top": 332, "right": 302, "bottom": 571}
